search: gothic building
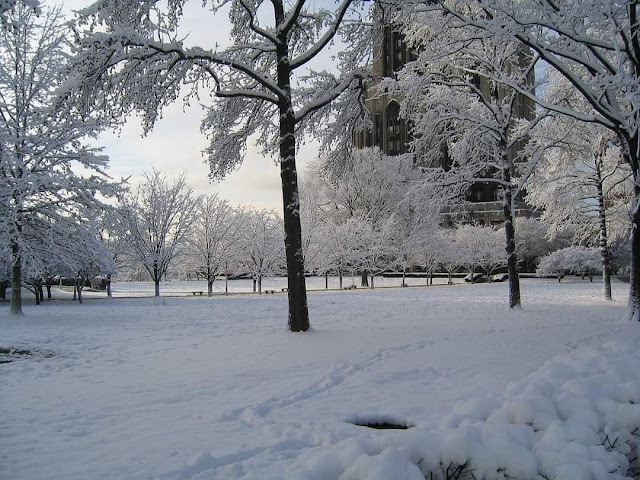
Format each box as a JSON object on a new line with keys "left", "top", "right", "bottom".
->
{"left": 353, "top": 23, "right": 536, "bottom": 226}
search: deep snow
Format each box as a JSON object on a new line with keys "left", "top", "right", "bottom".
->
{"left": 1, "top": 278, "right": 637, "bottom": 479}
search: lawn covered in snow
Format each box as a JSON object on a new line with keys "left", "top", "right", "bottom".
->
{"left": 1, "top": 278, "right": 638, "bottom": 479}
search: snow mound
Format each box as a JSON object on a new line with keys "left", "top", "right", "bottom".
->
{"left": 292, "top": 337, "right": 640, "bottom": 480}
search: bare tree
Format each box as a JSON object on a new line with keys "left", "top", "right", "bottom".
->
{"left": 118, "top": 170, "right": 199, "bottom": 297}
{"left": 63, "top": 1, "right": 375, "bottom": 332}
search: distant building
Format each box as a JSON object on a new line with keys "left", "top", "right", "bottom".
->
{"left": 353, "top": 22, "right": 536, "bottom": 226}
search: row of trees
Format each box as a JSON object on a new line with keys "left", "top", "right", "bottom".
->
{"left": 4, "top": 0, "right": 639, "bottom": 329}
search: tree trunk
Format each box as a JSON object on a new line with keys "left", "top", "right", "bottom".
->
{"left": 402, "top": 267, "right": 406, "bottom": 287}
{"left": 253, "top": 278, "right": 256, "bottom": 292}
{"left": 370, "top": 275, "right": 375, "bottom": 289}
{"left": 225, "top": 274, "right": 228, "bottom": 295}
{"left": 153, "top": 262, "right": 160, "bottom": 297}
{"left": 73, "top": 285, "right": 77, "bottom": 300}
{"left": 361, "top": 271, "right": 369, "bottom": 287}
{"left": 595, "top": 167, "right": 612, "bottom": 300}
{"left": 277, "top": 38, "right": 309, "bottom": 332}
{"left": 106, "top": 274, "right": 112, "bottom": 297}
{"left": 46, "top": 283, "right": 52, "bottom": 299}
{"left": 339, "top": 272, "right": 343, "bottom": 290}
{"left": 38, "top": 280, "right": 44, "bottom": 302}
{"left": 0, "top": 281, "right": 7, "bottom": 300}
{"left": 325, "top": 273, "right": 328, "bottom": 289}
{"left": 77, "top": 283, "right": 84, "bottom": 304}
{"left": 258, "top": 275, "right": 262, "bottom": 294}
{"left": 10, "top": 243, "right": 23, "bottom": 315}
{"left": 208, "top": 279, "right": 214, "bottom": 297}
{"left": 624, "top": 133, "right": 640, "bottom": 320}
{"left": 502, "top": 153, "right": 521, "bottom": 309}
{"left": 33, "top": 285, "right": 40, "bottom": 305}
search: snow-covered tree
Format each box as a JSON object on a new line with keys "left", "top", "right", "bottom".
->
{"left": 454, "top": 224, "right": 506, "bottom": 283}
{"left": 527, "top": 75, "right": 632, "bottom": 300}
{"left": 439, "top": 230, "right": 462, "bottom": 286}
{"left": 357, "top": 217, "right": 397, "bottom": 289}
{"left": 0, "top": 4, "right": 120, "bottom": 315}
{"left": 63, "top": 1, "right": 375, "bottom": 332}
{"left": 0, "top": 0, "right": 39, "bottom": 26}
{"left": 238, "top": 208, "right": 284, "bottom": 294}
{"left": 321, "top": 148, "right": 415, "bottom": 227}
{"left": 184, "top": 194, "right": 244, "bottom": 296}
{"left": 321, "top": 216, "right": 369, "bottom": 290}
{"left": 391, "top": 0, "right": 640, "bottom": 317}
{"left": 117, "top": 170, "right": 199, "bottom": 297}
{"left": 455, "top": 224, "right": 486, "bottom": 283}
{"left": 514, "top": 217, "right": 566, "bottom": 273}
{"left": 478, "top": 226, "right": 507, "bottom": 281}
{"left": 386, "top": 13, "right": 545, "bottom": 308}
{"left": 413, "top": 229, "right": 446, "bottom": 286}
{"left": 537, "top": 246, "right": 601, "bottom": 283}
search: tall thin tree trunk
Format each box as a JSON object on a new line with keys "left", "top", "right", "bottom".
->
{"left": 38, "top": 280, "right": 44, "bottom": 302}
{"left": 10, "top": 243, "right": 23, "bottom": 315}
{"left": 106, "top": 274, "right": 112, "bottom": 297}
{"left": 370, "top": 275, "right": 375, "bottom": 289}
{"left": 77, "top": 283, "right": 84, "bottom": 304}
{"left": 623, "top": 133, "right": 640, "bottom": 320}
{"left": 208, "top": 279, "right": 214, "bottom": 297}
{"left": 225, "top": 274, "right": 228, "bottom": 295}
{"left": 325, "top": 273, "right": 328, "bottom": 289}
{"left": 253, "top": 278, "right": 256, "bottom": 293}
{"left": 630, "top": 182, "right": 640, "bottom": 320}
{"left": 153, "top": 262, "right": 160, "bottom": 297}
{"left": 73, "top": 285, "right": 77, "bottom": 300}
{"left": 402, "top": 267, "right": 406, "bottom": 286}
{"left": 276, "top": 33, "right": 309, "bottom": 332}
{"left": 0, "top": 281, "right": 7, "bottom": 300}
{"left": 339, "top": 272, "right": 343, "bottom": 290}
{"left": 33, "top": 285, "right": 40, "bottom": 305}
{"left": 502, "top": 151, "right": 521, "bottom": 309}
{"left": 258, "top": 275, "right": 262, "bottom": 294}
{"left": 595, "top": 162, "right": 612, "bottom": 300}
{"left": 361, "top": 271, "right": 369, "bottom": 287}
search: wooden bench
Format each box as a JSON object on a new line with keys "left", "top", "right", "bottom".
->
{"left": 281, "top": 288, "right": 288, "bottom": 292}
{"left": 343, "top": 285, "right": 357, "bottom": 290}
{"left": 265, "top": 289, "right": 276, "bottom": 294}
{"left": 192, "top": 291, "right": 203, "bottom": 296}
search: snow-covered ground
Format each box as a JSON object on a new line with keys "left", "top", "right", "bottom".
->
{"left": 1, "top": 278, "right": 638, "bottom": 479}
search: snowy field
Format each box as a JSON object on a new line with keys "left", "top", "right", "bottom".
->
{"left": 1, "top": 278, "right": 639, "bottom": 479}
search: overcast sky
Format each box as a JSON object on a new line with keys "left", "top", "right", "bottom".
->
{"left": 60, "top": 0, "right": 327, "bottom": 212}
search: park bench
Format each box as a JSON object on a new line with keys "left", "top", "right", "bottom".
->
{"left": 281, "top": 288, "right": 288, "bottom": 292}
{"left": 265, "top": 289, "right": 276, "bottom": 294}
{"left": 192, "top": 291, "right": 203, "bottom": 296}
